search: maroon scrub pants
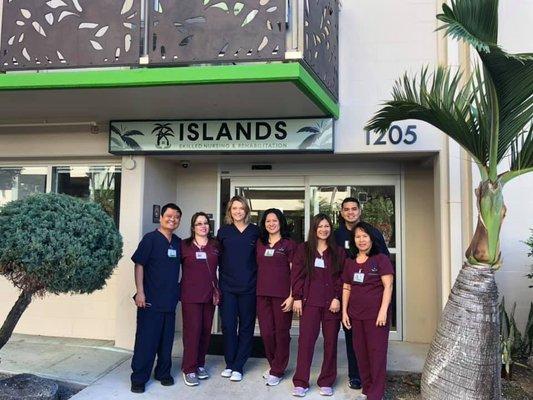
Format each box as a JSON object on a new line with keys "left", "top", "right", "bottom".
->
{"left": 292, "top": 305, "right": 340, "bottom": 388}
{"left": 351, "top": 319, "right": 389, "bottom": 400}
{"left": 257, "top": 296, "right": 293, "bottom": 377}
{"left": 181, "top": 302, "right": 215, "bottom": 374}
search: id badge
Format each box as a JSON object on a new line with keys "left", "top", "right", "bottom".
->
{"left": 196, "top": 251, "right": 207, "bottom": 260}
{"left": 168, "top": 249, "right": 177, "bottom": 258}
{"left": 344, "top": 240, "right": 350, "bottom": 249}
{"left": 353, "top": 270, "right": 365, "bottom": 283}
{"left": 264, "top": 249, "right": 275, "bottom": 257}
{"left": 314, "top": 257, "right": 325, "bottom": 268}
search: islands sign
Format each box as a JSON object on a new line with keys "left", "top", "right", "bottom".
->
{"left": 109, "top": 118, "right": 333, "bottom": 154}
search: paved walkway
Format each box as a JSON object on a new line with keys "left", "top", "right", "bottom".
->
{"left": 0, "top": 334, "right": 429, "bottom": 399}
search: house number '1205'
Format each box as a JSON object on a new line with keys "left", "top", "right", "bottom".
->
{"left": 366, "top": 125, "right": 417, "bottom": 145}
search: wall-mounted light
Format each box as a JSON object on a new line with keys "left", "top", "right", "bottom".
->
{"left": 123, "top": 155, "right": 136, "bottom": 171}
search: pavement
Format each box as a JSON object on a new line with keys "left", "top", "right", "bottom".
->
{"left": 0, "top": 333, "right": 429, "bottom": 399}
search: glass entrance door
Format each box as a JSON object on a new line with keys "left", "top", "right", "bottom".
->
{"left": 231, "top": 180, "right": 305, "bottom": 243}
{"left": 221, "top": 175, "right": 402, "bottom": 340}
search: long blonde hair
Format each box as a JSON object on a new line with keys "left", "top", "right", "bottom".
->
{"left": 224, "top": 195, "right": 251, "bottom": 225}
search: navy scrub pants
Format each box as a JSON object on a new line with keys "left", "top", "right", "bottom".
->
{"left": 220, "top": 291, "right": 256, "bottom": 373}
{"left": 131, "top": 307, "right": 176, "bottom": 385}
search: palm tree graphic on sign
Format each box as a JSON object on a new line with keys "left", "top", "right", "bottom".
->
{"left": 152, "top": 123, "right": 175, "bottom": 149}
{"left": 297, "top": 119, "right": 333, "bottom": 149}
{"left": 110, "top": 125, "right": 144, "bottom": 150}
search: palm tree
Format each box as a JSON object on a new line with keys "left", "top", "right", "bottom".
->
{"left": 365, "top": 1, "right": 532, "bottom": 398}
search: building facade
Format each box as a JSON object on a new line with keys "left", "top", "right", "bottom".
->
{"left": 0, "top": 0, "right": 531, "bottom": 351}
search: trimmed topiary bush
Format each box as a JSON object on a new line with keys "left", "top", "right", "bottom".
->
{"left": 0, "top": 193, "right": 123, "bottom": 349}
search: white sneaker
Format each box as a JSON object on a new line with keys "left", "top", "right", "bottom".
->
{"left": 229, "top": 371, "right": 243, "bottom": 381}
{"left": 221, "top": 368, "right": 232, "bottom": 378}
{"left": 354, "top": 395, "right": 368, "bottom": 400}
{"left": 266, "top": 374, "right": 282, "bottom": 386}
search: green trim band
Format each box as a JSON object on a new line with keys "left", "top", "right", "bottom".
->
{"left": 0, "top": 63, "right": 339, "bottom": 118}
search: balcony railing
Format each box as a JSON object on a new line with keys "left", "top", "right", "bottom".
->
{"left": 0, "top": 0, "right": 338, "bottom": 98}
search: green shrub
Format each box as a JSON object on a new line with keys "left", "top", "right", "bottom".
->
{"left": 0, "top": 193, "right": 123, "bottom": 348}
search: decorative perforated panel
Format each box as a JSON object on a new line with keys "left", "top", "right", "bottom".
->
{"left": 0, "top": 0, "right": 141, "bottom": 70}
{"left": 303, "top": 0, "right": 338, "bottom": 99}
{"left": 148, "top": 0, "right": 286, "bottom": 64}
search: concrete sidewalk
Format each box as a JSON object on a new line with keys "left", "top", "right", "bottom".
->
{"left": 0, "top": 334, "right": 428, "bottom": 399}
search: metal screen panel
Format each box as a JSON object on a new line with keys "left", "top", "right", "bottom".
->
{"left": 148, "top": 0, "right": 286, "bottom": 64}
{"left": 303, "top": 0, "right": 338, "bottom": 99}
{"left": 1, "top": 0, "right": 141, "bottom": 70}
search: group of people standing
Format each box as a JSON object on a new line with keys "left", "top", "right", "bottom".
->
{"left": 129, "top": 196, "right": 394, "bottom": 400}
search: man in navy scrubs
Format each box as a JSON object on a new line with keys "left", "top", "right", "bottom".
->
{"left": 130, "top": 203, "right": 182, "bottom": 393}
{"left": 334, "top": 197, "right": 389, "bottom": 390}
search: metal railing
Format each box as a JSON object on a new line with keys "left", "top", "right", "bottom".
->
{"left": 0, "top": 0, "right": 338, "bottom": 98}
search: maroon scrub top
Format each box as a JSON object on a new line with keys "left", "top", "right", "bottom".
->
{"left": 342, "top": 253, "right": 394, "bottom": 320}
{"left": 180, "top": 239, "right": 219, "bottom": 304}
{"left": 256, "top": 238, "right": 296, "bottom": 298}
{"left": 291, "top": 243, "right": 345, "bottom": 308}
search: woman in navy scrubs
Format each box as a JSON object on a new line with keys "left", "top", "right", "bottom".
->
{"left": 342, "top": 221, "right": 394, "bottom": 400}
{"left": 256, "top": 208, "right": 296, "bottom": 386}
{"left": 217, "top": 195, "right": 260, "bottom": 382}
{"left": 291, "top": 213, "right": 345, "bottom": 397}
{"left": 180, "top": 212, "right": 219, "bottom": 387}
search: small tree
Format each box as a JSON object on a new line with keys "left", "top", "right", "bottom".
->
{"left": 366, "top": 0, "right": 532, "bottom": 398}
{"left": 0, "top": 193, "right": 123, "bottom": 349}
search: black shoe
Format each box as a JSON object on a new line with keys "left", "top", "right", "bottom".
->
{"left": 157, "top": 376, "right": 175, "bottom": 386}
{"left": 349, "top": 378, "right": 362, "bottom": 390}
{"left": 131, "top": 383, "right": 145, "bottom": 393}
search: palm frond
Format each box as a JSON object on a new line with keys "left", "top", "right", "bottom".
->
{"left": 110, "top": 137, "right": 122, "bottom": 148}
{"left": 123, "top": 130, "right": 144, "bottom": 137}
{"left": 510, "top": 124, "right": 533, "bottom": 171}
{"left": 481, "top": 49, "right": 533, "bottom": 163}
{"left": 437, "top": 0, "right": 498, "bottom": 52}
{"left": 366, "top": 66, "right": 486, "bottom": 165}
{"left": 110, "top": 125, "right": 122, "bottom": 137}
{"left": 438, "top": 0, "right": 533, "bottom": 164}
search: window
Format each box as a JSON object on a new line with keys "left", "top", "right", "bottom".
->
{"left": 310, "top": 185, "right": 396, "bottom": 249}
{"left": 0, "top": 165, "right": 121, "bottom": 226}
{"left": 53, "top": 166, "right": 122, "bottom": 225}
{"left": 0, "top": 167, "right": 48, "bottom": 206}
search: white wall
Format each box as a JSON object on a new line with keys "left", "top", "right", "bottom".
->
{"left": 486, "top": 0, "right": 533, "bottom": 328}
{"left": 335, "top": 0, "right": 444, "bottom": 154}
{"left": 175, "top": 163, "right": 219, "bottom": 239}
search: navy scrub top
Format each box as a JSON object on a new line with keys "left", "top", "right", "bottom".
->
{"left": 217, "top": 223, "right": 260, "bottom": 294}
{"left": 334, "top": 222, "right": 390, "bottom": 257}
{"left": 131, "top": 229, "right": 182, "bottom": 312}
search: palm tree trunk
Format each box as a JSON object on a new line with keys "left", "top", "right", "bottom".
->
{"left": 421, "top": 263, "right": 500, "bottom": 399}
{"left": 0, "top": 290, "right": 33, "bottom": 350}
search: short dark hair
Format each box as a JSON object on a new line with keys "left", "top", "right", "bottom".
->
{"left": 338, "top": 197, "right": 361, "bottom": 226}
{"left": 341, "top": 197, "right": 361, "bottom": 209}
{"left": 258, "top": 208, "right": 291, "bottom": 245}
{"left": 161, "top": 203, "right": 182, "bottom": 217}
{"left": 350, "top": 221, "right": 379, "bottom": 257}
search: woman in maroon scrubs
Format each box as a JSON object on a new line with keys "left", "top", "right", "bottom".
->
{"left": 180, "top": 212, "right": 219, "bottom": 387}
{"left": 341, "top": 221, "right": 394, "bottom": 400}
{"left": 256, "top": 208, "right": 296, "bottom": 386}
{"left": 291, "top": 213, "right": 345, "bottom": 397}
